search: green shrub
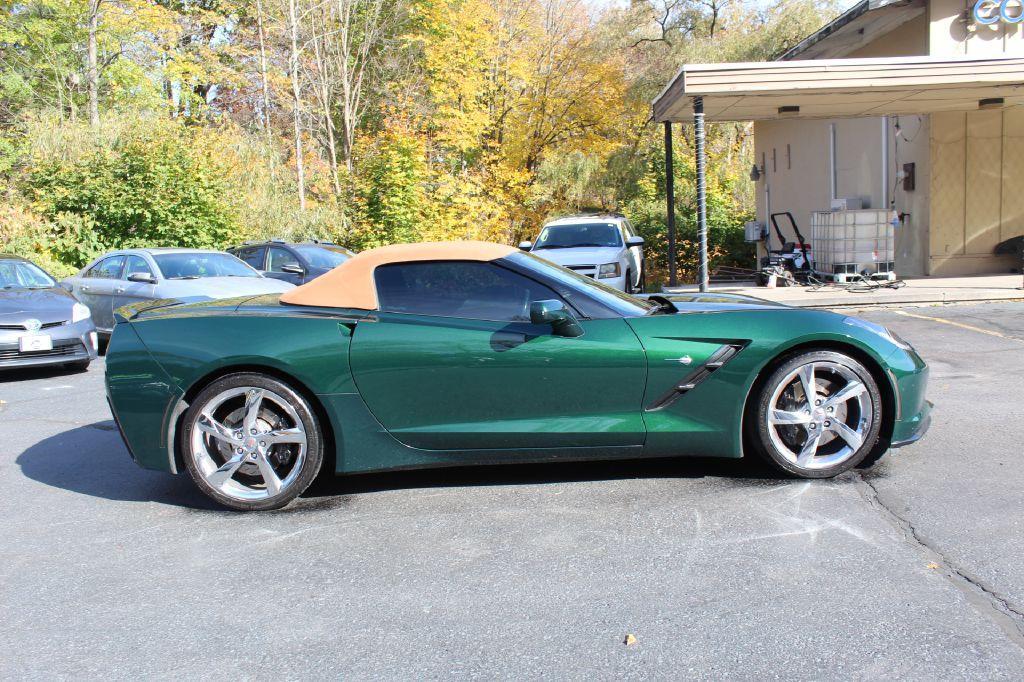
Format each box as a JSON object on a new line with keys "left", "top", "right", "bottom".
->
{"left": 23, "top": 119, "right": 239, "bottom": 253}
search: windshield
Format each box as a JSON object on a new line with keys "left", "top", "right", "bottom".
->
{"left": 533, "top": 222, "right": 622, "bottom": 250}
{"left": 153, "top": 253, "right": 259, "bottom": 279}
{"left": 0, "top": 259, "right": 57, "bottom": 289}
{"left": 508, "top": 252, "right": 656, "bottom": 317}
{"left": 292, "top": 245, "right": 352, "bottom": 270}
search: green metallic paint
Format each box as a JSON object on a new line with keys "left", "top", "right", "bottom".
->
{"left": 349, "top": 313, "right": 646, "bottom": 449}
{"left": 105, "top": 292, "right": 931, "bottom": 477}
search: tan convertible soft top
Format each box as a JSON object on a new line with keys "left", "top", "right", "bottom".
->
{"left": 279, "top": 241, "right": 517, "bottom": 310}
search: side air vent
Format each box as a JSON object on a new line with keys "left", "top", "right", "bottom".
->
{"left": 645, "top": 343, "right": 745, "bottom": 412}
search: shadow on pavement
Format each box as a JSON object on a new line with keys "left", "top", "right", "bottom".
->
{"left": 16, "top": 420, "right": 216, "bottom": 510}
{"left": 18, "top": 420, "right": 784, "bottom": 512}
{"left": 306, "top": 452, "right": 781, "bottom": 498}
{"left": 0, "top": 363, "right": 91, "bottom": 383}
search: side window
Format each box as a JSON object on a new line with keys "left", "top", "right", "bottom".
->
{"left": 622, "top": 221, "right": 635, "bottom": 239}
{"left": 375, "top": 261, "right": 564, "bottom": 322}
{"left": 267, "top": 247, "right": 300, "bottom": 272}
{"left": 237, "top": 246, "right": 267, "bottom": 269}
{"left": 86, "top": 256, "right": 125, "bottom": 279}
{"left": 124, "top": 255, "right": 155, "bottom": 280}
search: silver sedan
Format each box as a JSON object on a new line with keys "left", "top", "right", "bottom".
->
{"left": 62, "top": 249, "right": 295, "bottom": 335}
{"left": 0, "top": 254, "right": 98, "bottom": 371}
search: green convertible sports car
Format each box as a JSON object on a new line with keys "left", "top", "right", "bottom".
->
{"left": 106, "top": 241, "right": 931, "bottom": 511}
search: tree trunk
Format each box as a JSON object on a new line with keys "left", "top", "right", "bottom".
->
{"left": 256, "top": 0, "right": 272, "bottom": 135}
{"left": 288, "top": 0, "right": 306, "bottom": 211}
{"left": 311, "top": 18, "right": 341, "bottom": 196}
{"left": 87, "top": 0, "right": 101, "bottom": 128}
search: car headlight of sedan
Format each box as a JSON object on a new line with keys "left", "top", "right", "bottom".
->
{"left": 71, "top": 302, "right": 91, "bottom": 323}
{"left": 598, "top": 262, "right": 621, "bottom": 279}
{"left": 844, "top": 316, "right": 913, "bottom": 351}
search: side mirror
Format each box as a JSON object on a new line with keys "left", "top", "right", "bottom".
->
{"left": 280, "top": 263, "right": 305, "bottom": 275}
{"left": 529, "top": 299, "right": 584, "bottom": 338}
{"left": 518, "top": 241, "right": 533, "bottom": 251}
{"left": 127, "top": 272, "right": 156, "bottom": 284}
{"left": 626, "top": 236, "right": 645, "bottom": 248}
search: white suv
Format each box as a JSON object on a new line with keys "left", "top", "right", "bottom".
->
{"left": 519, "top": 214, "right": 645, "bottom": 293}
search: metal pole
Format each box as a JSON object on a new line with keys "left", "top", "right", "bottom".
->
{"left": 694, "top": 97, "right": 709, "bottom": 293}
{"left": 664, "top": 120, "right": 678, "bottom": 288}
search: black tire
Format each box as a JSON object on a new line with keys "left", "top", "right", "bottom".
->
{"left": 181, "top": 372, "right": 324, "bottom": 511}
{"left": 750, "top": 350, "right": 883, "bottom": 478}
{"left": 624, "top": 270, "right": 634, "bottom": 294}
{"left": 638, "top": 268, "right": 646, "bottom": 293}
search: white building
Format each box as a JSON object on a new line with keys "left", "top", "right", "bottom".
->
{"left": 655, "top": 0, "right": 1024, "bottom": 281}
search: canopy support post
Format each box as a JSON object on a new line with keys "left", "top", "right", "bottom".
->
{"left": 664, "top": 120, "right": 678, "bottom": 288}
{"left": 694, "top": 96, "right": 709, "bottom": 293}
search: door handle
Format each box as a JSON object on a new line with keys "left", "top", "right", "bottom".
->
{"left": 115, "top": 287, "right": 125, "bottom": 294}
{"left": 491, "top": 331, "right": 528, "bottom": 350}
{"left": 80, "top": 285, "right": 90, "bottom": 292}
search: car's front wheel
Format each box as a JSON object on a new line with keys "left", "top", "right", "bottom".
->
{"left": 181, "top": 372, "right": 323, "bottom": 511}
{"left": 752, "top": 350, "right": 883, "bottom": 478}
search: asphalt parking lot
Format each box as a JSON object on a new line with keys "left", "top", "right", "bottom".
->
{"left": 3, "top": 300, "right": 1024, "bottom": 679}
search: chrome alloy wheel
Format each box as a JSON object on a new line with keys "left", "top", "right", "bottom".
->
{"left": 189, "top": 386, "right": 308, "bottom": 502}
{"left": 765, "top": 360, "right": 872, "bottom": 470}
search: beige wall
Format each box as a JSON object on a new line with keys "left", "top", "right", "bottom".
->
{"left": 753, "top": 0, "right": 1024, "bottom": 277}
{"left": 928, "top": 108, "right": 1024, "bottom": 275}
{"left": 891, "top": 115, "right": 931, "bottom": 276}
{"left": 754, "top": 114, "right": 932, "bottom": 277}
{"left": 925, "top": 0, "right": 1024, "bottom": 274}
{"left": 848, "top": 12, "right": 930, "bottom": 58}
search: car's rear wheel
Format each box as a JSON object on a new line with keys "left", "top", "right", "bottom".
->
{"left": 752, "top": 350, "right": 883, "bottom": 478}
{"left": 181, "top": 372, "right": 323, "bottom": 511}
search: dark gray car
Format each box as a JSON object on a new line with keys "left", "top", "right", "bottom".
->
{"left": 229, "top": 240, "right": 354, "bottom": 286}
{"left": 62, "top": 248, "right": 295, "bottom": 335}
{"left": 0, "top": 254, "right": 99, "bottom": 371}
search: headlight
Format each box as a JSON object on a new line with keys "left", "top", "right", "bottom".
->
{"left": 71, "top": 303, "right": 91, "bottom": 323}
{"left": 598, "top": 262, "right": 621, "bottom": 279}
{"left": 844, "top": 316, "right": 913, "bottom": 351}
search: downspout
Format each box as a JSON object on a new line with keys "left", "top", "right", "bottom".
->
{"left": 881, "top": 116, "right": 890, "bottom": 210}
{"left": 829, "top": 122, "right": 838, "bottom": 202}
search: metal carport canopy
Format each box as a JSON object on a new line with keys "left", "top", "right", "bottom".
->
{"left": 653, "top": 55, "right": 1024, "bottom": 123}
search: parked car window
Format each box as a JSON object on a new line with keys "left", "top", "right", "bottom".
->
{"left": 124, "top": 255, "right": 155, "bottom": 280}
{"left": 267, "top": 247, "right": 301, "bottom": 273}
{"left": 235, "top": 246, "right": 267, "bottom": 270}
{"left": 508, "top": 252, "right": 656, "bottom": 318}
{"left": 533, "top": 223, "right": 623, "bottom": 250}
{"left": 375, "top": 261, "right": 563, "bottom": 322}
{"left": 86, "top": 256, "right": 125, "bottom": 279}
{"left": 0, "top": 260, "right": 56, "bottom": 289}
{"left": 292, "top": 245, "right": 351, "bottom": 270}
{"left": 152, "top": 253, "right": 259, "bottom": 279}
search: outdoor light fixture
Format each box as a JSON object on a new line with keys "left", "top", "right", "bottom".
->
{"left": 749, "top": 163, "right": 763, "bottom": 182}
{"left": 778, "top": 105, "right": 800, "bottom": 117}
{"left": 979, "top": 97, "right": 1005, "bottom": 110}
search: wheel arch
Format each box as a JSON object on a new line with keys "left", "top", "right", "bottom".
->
{"left": 739, "top": 340, "right": 896, "bottom": 461}
{"left": 170, "top": 363, "right": 337, "bottom": 478}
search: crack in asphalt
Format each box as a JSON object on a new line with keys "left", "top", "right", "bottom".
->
{"left": 853, "top": 472, "right": 1024, "bottom": 649}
